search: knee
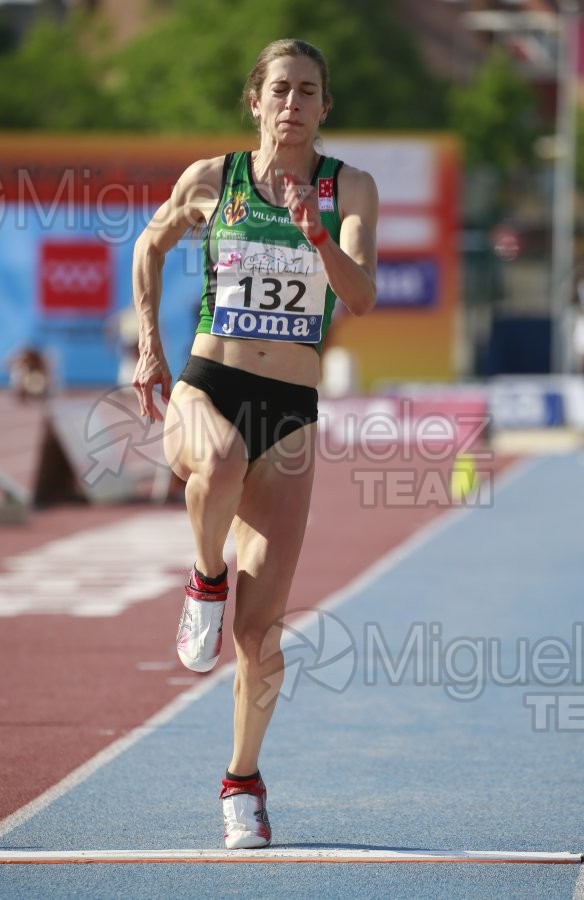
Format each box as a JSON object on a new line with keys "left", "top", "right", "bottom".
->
{"left": 233, "top": 620, "right": 281, "bottom": 670}
{"left": 185, "top": 452, "right": 245, "bottom": 502}
{"left": 163, "top": 425, "right": 190, "bottom": 481}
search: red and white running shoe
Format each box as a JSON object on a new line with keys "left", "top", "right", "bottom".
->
{"left": 220, "top": 773, "right": 272, "bottom": 850}
{"left": 176, "top": 568, "right": 228, "bottom": 672}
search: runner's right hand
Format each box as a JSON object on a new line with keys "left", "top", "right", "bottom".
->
{"left": 132, "top": 349, "right": 172, "bottom": 422}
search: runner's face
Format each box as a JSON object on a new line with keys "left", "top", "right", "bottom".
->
{"left": 253, "top": 56, "right": 327, "bottom": 144}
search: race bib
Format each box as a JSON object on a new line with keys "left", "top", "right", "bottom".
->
{"left": 211, "top": 239, "right": 327, "bottom": 343}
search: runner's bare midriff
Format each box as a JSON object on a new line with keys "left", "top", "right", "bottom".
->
{"left": 191, "top": 332, "right": 321, "bottom": 388}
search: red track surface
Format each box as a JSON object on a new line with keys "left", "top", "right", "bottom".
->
{"left": 0, "top": 436, "right": 517, "bottom": 824}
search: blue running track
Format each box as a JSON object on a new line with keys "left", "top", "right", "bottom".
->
{"left": 1, "top": 454, "right": 584, "bottom": 898}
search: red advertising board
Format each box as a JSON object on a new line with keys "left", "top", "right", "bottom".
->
{"left": 40, "top": 241, "right": 112, "bottom": 313}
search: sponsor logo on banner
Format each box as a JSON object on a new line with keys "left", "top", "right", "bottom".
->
{"left": 376, "top": 260, "right": 439, "bottom": 308}
{"left": 318, "top": 177, "right": 334, "bottom": 211}
{"left": 40, "top": 241, "right": 111, "bottom": 312}
{"left": 221, "top": 190, "right": 250, "bottom": 226}
{"left": 488, "top": 380, "right": 565, "bottom": 429}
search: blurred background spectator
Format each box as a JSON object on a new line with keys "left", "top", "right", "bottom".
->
{"left": 8, "top": 346, "right": 51, "bottom": 401}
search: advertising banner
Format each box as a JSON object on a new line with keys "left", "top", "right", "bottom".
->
{"left": 0, "top": 133, "right": 459, "bottom": 389}
{"left": 0, "top": 134, "right": 252, "bottom": 387}
{"left": 323, "top": 135, "right": 460, "bottom": 387}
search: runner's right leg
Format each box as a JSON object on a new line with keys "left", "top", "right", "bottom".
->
{"left": 164, "top": 381, "right": 248, "bottom": 671}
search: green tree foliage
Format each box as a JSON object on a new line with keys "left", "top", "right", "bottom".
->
{"left": 0, "top": 17, "right": 114, "bottom": 130}
{"left": 284, "top": 0, "right": 446, "bottom": 131}
{"left": 108, "top": 0, "right": 262, "bottom": 132}
{"left": 0, "top": 0, "right": 547, "bottom": 159}
{"left": 111, "top": 0, "right": 446, "bottom": 132}
{"left": 0, "top": 0, "right": 446, "bottom": 133}
{"left": 447, "top": 47, "right": 543, "bottom": 169}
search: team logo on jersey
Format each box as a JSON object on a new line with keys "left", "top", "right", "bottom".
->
{"left": 318, "top": 177, "right": 334, "bottom": 212}
{"left": 221, "top": 190, "right": 250, "bottom": 226}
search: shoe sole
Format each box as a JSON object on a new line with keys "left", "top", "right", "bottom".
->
{"left": 177, "top": 649, "right": 219, "bottom": 673}
{"left": 224, "top": 835, "right": 271, "bottom": 850}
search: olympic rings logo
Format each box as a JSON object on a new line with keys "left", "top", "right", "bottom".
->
{"left": 42, "top": 260, "right": 110, "bottom": 293}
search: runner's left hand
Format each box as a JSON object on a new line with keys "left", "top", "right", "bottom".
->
{"left": 281, "top": 172, "right": 323, "bottom": 243}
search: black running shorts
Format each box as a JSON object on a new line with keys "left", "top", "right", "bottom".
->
{"left": 178, "top": 356, "right": 318, "bottom": 462}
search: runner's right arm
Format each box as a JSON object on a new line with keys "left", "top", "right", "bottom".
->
{"left": 131, "top": 157, "right": 224, "bottom": 420}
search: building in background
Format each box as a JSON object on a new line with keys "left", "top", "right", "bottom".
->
{"left": 0, "top": 0, "right": 68, "bottom": 51}
{"left": 0, "top": 0, "right": 169, "bottom": 48}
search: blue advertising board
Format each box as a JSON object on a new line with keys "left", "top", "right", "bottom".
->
{"left": 0, "top": 202, "right": 203, "bottom": 387}
{"left": 375, "top": 259, "right": 439, "bottom": 308}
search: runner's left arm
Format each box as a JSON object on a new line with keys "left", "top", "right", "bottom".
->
{"left": 284, "top": 166, "right": 378, "bottom": 317}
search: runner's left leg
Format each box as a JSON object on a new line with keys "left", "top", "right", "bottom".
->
{"left": 228, "top": 423, "right": 316, "bottom": 776}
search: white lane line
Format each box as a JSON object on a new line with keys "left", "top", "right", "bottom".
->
{"left": 0, "top": 511, "right": 236, "bottom": 616}
{"left": 0, "top": 848, "right": 581, "bottom": 866}
{"left": 136, "top": 662, "right": 175, "bottom": 671}
{"left": 0, "top": 457, "right": 535, "bottom": 840}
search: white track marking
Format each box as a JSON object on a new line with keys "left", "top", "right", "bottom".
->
{"left": 0, "top": 848, "right": 580, "bottom": 865}
{"left": 0, "top": 457, "right": 534, "bottom": 839}
{"left": 0, "top": 511, "right": 235, "bottom": 616}
{"left": 136, "top": 661, "right": 176, "bottom": 671}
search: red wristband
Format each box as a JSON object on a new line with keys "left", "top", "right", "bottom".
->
{"left": 308, "top": 228, "right": 328, "bottom": 247}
